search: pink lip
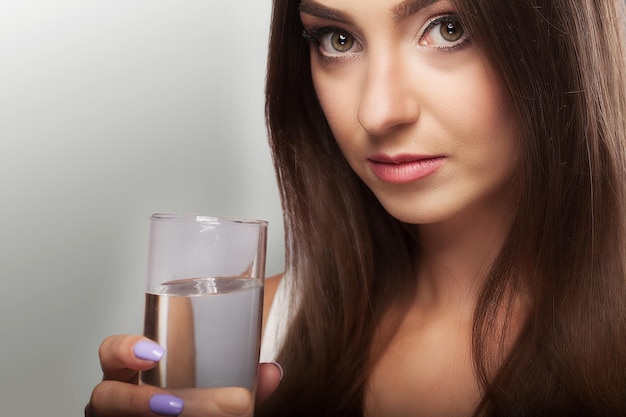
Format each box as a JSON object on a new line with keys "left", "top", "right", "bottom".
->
{"left": 368, "top": 154, "right": 445, "bottom": 183}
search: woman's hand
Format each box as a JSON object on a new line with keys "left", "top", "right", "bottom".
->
{"left": 86, "top": 334, "right": 282, "bottom": 417}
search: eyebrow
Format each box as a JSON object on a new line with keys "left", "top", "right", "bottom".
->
{"left": 298, "top": 1, "right": 354, "bottom": 25}
{"left": 299, "top": 0, "right": 440, "bottom": 24}
{"left": 392, "top": 0, "right": 439, "bottom": 22}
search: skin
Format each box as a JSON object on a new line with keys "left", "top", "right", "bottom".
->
{"left": 299, "top": 0, "right": 521, "bottom": 415}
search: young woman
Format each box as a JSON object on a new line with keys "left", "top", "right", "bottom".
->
{"left": 87, "top": 0, "right": 626, "bottom": 416}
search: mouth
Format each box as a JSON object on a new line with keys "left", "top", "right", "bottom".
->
{"left": 367, "top": 154, "right": 445, "bottom": 184}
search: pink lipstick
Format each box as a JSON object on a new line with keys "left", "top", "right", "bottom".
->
{"left": 368, "top": 154, "right": 445, "bottom": 183}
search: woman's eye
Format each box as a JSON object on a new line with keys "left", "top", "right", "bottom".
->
{"left": 419, "top": 15, "right": 469, "bottom": 48}
{"left": 323, "top": 31, "right": 355, "bottom": 53}
{"left": 303, "top": 27, "right": 361, "bottom": 59}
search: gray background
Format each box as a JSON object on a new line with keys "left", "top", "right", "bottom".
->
{"left": 0, "top": 1, "right": 283, "bottom": 415}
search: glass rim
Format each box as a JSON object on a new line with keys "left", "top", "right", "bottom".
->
{"left": 150, "top": 212, "right": 268, "bottom": 227}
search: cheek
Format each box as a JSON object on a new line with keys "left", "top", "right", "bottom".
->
{"left": 441, "top": 65, "right": 520, "bottom": 167}
{"left": 443, "top": 65, "right": 512, "bottom": 136}
{"left": 311, "top": 65, "right": 362, "bottom": 144}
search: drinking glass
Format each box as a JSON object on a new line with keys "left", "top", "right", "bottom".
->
{"left": 140, "top": 213, "right": 267, "bottom": 394}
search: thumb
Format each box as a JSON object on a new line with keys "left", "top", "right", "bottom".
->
{"left": 256, "top": 362, "right": 283, "bottom": 403}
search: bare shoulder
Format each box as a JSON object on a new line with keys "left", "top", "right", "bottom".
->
{"left": 262, "top": 273, "right": 284, "bottom": 329}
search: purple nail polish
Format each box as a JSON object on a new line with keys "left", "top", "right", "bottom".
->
{"left": 149, "top": 394, "right": 184, "bottom": 416}
{"left": 133, "top": 340, "right": 165, "bottom": 361}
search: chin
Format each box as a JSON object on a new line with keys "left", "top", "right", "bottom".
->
{"left": 379, "top": 200, "right": 452, "bottom": 225}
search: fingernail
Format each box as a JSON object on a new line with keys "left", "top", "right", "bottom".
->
{"left": 149, "top": 394, "right": 184, "bottom": 416}
{"left": 133, "top": 340, "right": 165, "bottom": 361}
{"left": 272, "top": 361, "right": 284, "bottom": 380}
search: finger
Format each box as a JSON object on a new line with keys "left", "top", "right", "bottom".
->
{"left": 90, "top": 380, "right": 183, "bottom": 417}
{"left": 177, "top": 387, "right": 253, "bottom": 417}
{"left": 99, "top": 334, "right": 164, "bottom": 382}
{"left": 256, "top": 362, "right": 283, "bottom": 403}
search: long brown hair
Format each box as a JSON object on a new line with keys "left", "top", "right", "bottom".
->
{"left": 258, "top": 0, "right": 626, "bottom": 416}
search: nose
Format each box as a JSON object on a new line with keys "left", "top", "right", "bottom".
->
{"left": 357, "top": 54, "right": 420, "bottom": 136}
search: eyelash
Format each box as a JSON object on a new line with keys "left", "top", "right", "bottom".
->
{"left": 301, "top": 26, "right": 360, "bottom": 63}
{"left": 301, "top": 14, "right": 471, "bottom": 62}
{"left": 301, "top": 27, "right": 331, "bottom": 45}
{"left": 420, "top": 15, "right": 471, "bottom": 50}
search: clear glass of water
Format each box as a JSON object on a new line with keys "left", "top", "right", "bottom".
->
{"left": 140, "top": 213, "right": 268, "bottom": 395}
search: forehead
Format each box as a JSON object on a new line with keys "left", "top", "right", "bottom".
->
{"left": 299, "top": 0, "right": 443, "bottom": 23}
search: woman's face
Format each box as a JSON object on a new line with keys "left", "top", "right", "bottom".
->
{"left": 300, "top": 0, "right": 520, "bottom": 225}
